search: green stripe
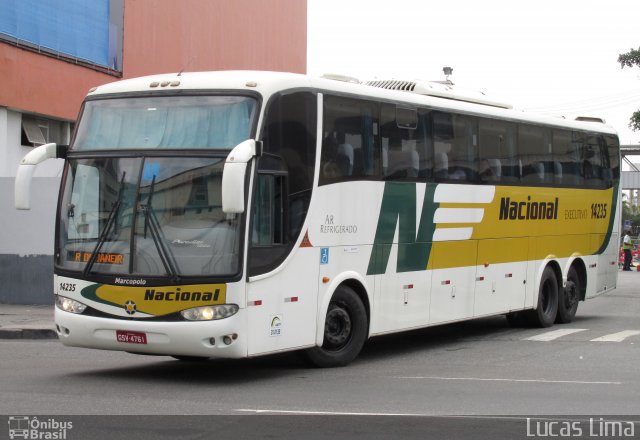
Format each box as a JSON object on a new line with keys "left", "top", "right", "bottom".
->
{"left": 367, "top": 182, "right": 438, "bottom": 275}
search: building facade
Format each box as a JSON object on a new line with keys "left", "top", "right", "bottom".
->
{"left": 0, "top": 0, "right": 307, "bottom": 303}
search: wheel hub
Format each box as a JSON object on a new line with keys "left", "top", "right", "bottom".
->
{"left": 324, "top": 306, "right": 352, "bottom": 347}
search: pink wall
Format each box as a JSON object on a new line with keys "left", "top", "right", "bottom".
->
{"left": 0, "top": 45, "right": 113, "bottom": 121}
{"left": 0, "top": 0, "right": 307, "bottom": 121}
{"left": 122, "top": 0, "right": 307, "bottom": 78}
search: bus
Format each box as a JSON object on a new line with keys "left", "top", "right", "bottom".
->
{"left": 15, "top": 71, "right": 620, "bottom": 367}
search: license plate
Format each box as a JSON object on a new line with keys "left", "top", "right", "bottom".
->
{"left": 116, "top": 330, "right": 147, "bottom": 344}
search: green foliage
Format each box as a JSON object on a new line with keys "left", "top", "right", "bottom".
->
{"left": 622, "top": 198, "right": 640, "bottom": 234}
{"left": 630, "top": 110, "right": 640, "bottom": 132}
{"left": 618, "top": 47, "right": 640, "bottom": 131}
{"left": 618, "top": 48, "right": 640, "bottom": 68}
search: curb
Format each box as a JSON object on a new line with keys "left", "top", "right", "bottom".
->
{"left": 0, "top": 328, "right": 58, "bottom": 340}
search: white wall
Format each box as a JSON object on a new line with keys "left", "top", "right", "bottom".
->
{"left": 0, "top": 107, "right": 65, "bottom": 254}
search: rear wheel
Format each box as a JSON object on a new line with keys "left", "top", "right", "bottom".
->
{"left": 304, "top": 285, "right": 368, "bottom": 368}
{"left": 526, "top": 266, "right": 559, "bottom": 327}
{"left": 556, "top": 266, "right": 580, "bottom": 323}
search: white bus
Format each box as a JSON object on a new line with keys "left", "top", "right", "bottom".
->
{"left": 15, "top": 71, "right": 620, "bottom": 367}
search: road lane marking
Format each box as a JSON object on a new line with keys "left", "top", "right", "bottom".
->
{"left": 590, "top": 330, "right": 640, "bottom": 342}
{"left": 395, "top": 376, "right": 621, "bottom": 385}
{"left": 523, "top": 328, "right": 588, "bottom": 341}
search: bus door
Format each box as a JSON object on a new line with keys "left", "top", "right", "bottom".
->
{"left": 245, "top": 172, "right": 319, "bottom": 356}
{"left": 245, "top": 249, "right": 319, "bottom": 356}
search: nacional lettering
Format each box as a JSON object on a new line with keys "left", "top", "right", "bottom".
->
{"left": 499, "top": 196, "right": 559, "bottom": 221}
{"left": 144, "top": 288, "right": 219, "bottom": 302}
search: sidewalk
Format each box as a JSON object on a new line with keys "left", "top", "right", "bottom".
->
{"left": 0, "top": 304, "right": 56, "bottom": 339}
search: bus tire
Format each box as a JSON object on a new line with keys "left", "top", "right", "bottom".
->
{"left": 556, "top": 266, "right": 580, "bottom": 324}
{"left": 304, "top": 285, "right": 368, "bottom": 368}
{"left": 526, "top": 266, "right": 558, "bottom": 328}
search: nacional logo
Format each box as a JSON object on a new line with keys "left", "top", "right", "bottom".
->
{"left": 367, "top": 182, "right": 494, "bottom": 275}
{"left": 124, "top": 300, "right": 137, "bottom": 315}
{"left": 82, "top": 283, "right": 227, "bottom": 317}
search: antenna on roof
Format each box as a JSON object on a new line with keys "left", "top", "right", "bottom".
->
{"left": 443, "top": 67, "right": 453, "bottom": 84}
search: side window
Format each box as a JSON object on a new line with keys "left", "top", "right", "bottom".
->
{"left": 249, "top": 91, "right": 317, "bottom": 276}
{"left": 380, "top": 105, "right": 429, "bottom": 180}
{"left": 519, "top": 124, "right": 552, "bottom": 186}
{"left": 478, "top": 118, "right": 517, "bottom": 184}
{"left": 581, "top": 133, "right": 606, "bottom": 189}
{"left": 252, "top": 173, "right": 285, "bottom": 246}
{"left": 605, "top": 134, "right": 620, "bottom": 187}
{"left": 320, "top": 96, "right": 379, "bottom": 184}
{"left": 432, "top": 112, "right": 477, "bottom": 182}
{"left": 553, "top": 129, "right": 581, "bottom": 187}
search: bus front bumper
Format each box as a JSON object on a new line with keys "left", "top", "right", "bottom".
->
{"left": 54, "top": 307, "right": 248, "bottom": 359}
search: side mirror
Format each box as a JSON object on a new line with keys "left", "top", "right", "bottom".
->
{"left": 222, "top": 139, "right": 259, "bottom": 214}
{"left": 15, "top": 143, "right": 67, "bottom": 210}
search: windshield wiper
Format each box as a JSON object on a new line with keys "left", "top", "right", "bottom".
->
{"left": 141, "top": 175, "right": 181, "bottom": 281}
{"left": 83, "top": 171, "right": 126, "bottom": 277}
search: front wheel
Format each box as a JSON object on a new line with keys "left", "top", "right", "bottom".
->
{"left": 526, "top": 266, "right": 559, "bottom": 327}
{"left": 556, "top": 266, "right": 580, "bottom": 323}
{"left": 304, "top": 285, "right": 368, "bottom": 368}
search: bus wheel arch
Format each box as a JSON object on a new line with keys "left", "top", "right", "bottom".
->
{"left": 306, "top": 278, "right": 370, "bottom": 367}
{"left": 526, "top": 262, "right": 561, "bottom": 327}
{"left": 556, "top": 259, "right": 586, "bottom": 324}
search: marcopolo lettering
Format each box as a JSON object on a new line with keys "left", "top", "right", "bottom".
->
{"left": 144, "top": 288, "right": 219, "bottom": 302}
{"left": 499, "top": 196, "right": 558, "bottom": 220}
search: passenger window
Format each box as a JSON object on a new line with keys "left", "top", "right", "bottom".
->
{"left": 519, "top": 125, "right": 552, "bottom": 185}
{"left": 320, "top": 96, "right": 379, "bottom": 184}
{"left": 581, "top": 134, "right": 606, "bottom": 189}
{"left": 478, "top": 118, "right": 517, "bottom": 183}
{"left": 432, "top": 112, "right": 476, "bottom": 182}
{"left": 380, "top": 105, "right": 428, "bottom": 180}
{"left": 552, "top": 130, "right": 579, "bottom": 187}
{"left": 604, "top": 134, "right": 620, "bottom": 187}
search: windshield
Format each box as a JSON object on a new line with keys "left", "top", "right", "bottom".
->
{"left": 73, "top": 95, "right": 257, "bottom": 150}
{"left": 57, "top": 157, "right": 241, "bottom": 277}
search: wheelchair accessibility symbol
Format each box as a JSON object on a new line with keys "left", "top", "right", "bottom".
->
{"left": 320, "top": 248, "right": 329, "bottom": 265}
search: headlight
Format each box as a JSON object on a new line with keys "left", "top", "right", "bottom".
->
{"left": 56, "top": 295, "right": 87, "bottom": 314}
{"left": 180, "top": 304, "right": 239, "bottom": 321}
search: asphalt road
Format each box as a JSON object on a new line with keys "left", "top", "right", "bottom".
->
{"left": 2, "top": 272, "right": 640, "bottom": 439}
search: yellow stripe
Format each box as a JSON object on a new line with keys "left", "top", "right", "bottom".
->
{"left": 428, "top": 186, "right": 614, "bottom": 270}
{"left": 96, "top": 283, "right": 227, "bottom": 315}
